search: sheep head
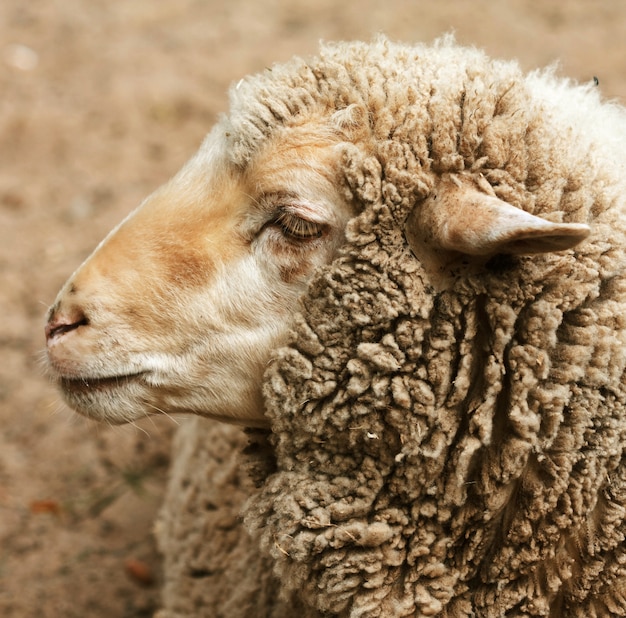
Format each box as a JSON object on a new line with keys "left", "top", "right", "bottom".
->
{"left": 45, "top": 122, "right": 356, "bottom": 426}
{"left": 45, "top": 50, "right": 590, "bottom": 430}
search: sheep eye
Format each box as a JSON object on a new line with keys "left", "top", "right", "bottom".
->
{"left": 274, "top": 210, "right": 324, "bottom": 240}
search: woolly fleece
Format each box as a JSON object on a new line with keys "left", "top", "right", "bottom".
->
{"left": 156, "top": 38, "right": 626, "bottom": 617}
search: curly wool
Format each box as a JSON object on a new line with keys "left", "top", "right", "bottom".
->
{"left": 157, "top": 37, "right": 626, "bottom": 617}
{"left": 155, "top": 420, "right": 313, "bottom": 618}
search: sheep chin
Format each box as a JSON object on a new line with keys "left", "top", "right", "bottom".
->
{"left": 59, "top": 374, "right": 152, "bottom": 425}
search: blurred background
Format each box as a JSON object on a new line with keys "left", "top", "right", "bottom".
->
{"left": 1, "top": 1, "right": 624, "bottom": 616}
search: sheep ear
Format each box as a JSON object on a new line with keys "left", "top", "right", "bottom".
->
{"left": 407, "top": 178, "right": 590, "bottom": 258}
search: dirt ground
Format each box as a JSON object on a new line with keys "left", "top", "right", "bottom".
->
{"left": 1, "top": 1, "right": 625, "bottom": 616}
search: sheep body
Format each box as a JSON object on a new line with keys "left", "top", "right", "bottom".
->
{"left": 155, "top": 38, "right": 626, "bottom": 617}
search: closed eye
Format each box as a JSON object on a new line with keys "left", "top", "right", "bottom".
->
{"left": 273, "top": 209, "right": 325, "bottom": 240}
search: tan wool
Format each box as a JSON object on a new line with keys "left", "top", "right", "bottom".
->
{"left": 150, "top": 38, "right": 626, "bottom": 616}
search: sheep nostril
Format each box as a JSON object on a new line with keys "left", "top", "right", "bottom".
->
{"left": 45, "top": 312, "right": 89, "bottom": 341}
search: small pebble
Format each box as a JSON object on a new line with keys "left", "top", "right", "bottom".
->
{"left": 3, "top": 43, "right": 39, "bottom": 71}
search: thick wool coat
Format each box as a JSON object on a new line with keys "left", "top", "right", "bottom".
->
{"left": 157, "top": 38, "right": 626, "bottom": 617}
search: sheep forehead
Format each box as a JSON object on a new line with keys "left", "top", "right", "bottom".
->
{"left": 243, "top": 122, "right": 346, "bottom": 197}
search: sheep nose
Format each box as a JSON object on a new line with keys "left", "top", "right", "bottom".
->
{"left": 45, "top": 306, "right": 89, "bottom": 342}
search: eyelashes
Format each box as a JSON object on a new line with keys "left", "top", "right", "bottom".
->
{"left": 252, "top": 192, "right": 329, "bottom": 243}
{"left": 273, "top": 210, "right": 325, "bottom": 240}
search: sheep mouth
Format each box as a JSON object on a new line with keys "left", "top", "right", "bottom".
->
{"left": 60, "top": 373, "right": 146, "bottom": 394}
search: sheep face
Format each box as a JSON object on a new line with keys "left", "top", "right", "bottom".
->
{"left": 45, "top": 122, "right": 355, "bottom": 426}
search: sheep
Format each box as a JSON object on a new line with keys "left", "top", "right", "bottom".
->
{"left": 45, "top": 37, "right": 626, "bottom": 617}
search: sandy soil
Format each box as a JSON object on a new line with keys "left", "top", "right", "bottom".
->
{"left": 1, "top": 1, "right": 625, "bottom": 616}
